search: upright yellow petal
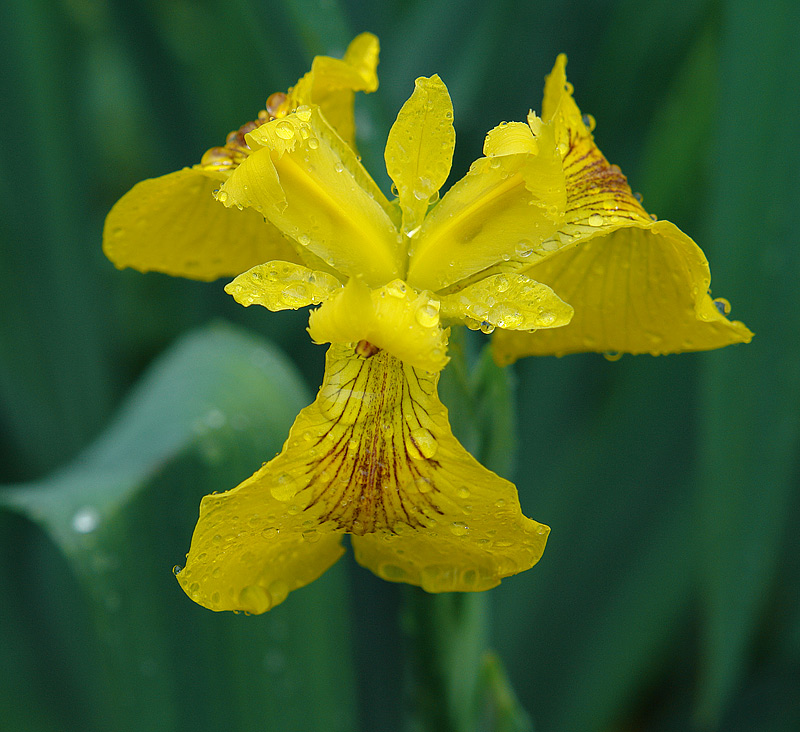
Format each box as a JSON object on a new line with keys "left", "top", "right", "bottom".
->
{"left": 385, "top": 75, "right": 455, "bottom": 235}
{"left": 407, "top": 121, "right": 565, "bottom": 292}
{"left": 225, "top": 260, "right": 342, "bottom": 310}
{"left": 103, "top": 168, "right": 301, "bottom": 280}
{"left": 440, "top": 273, "right": 573, "bottom": 332}
{"left": 307, "top": 278, "right": 449, "bottom": 373}
{"left": 289, "top": 33, "right": 380, "bottom": 147}
{"left": 219, "top": 107, "right": 401, "bottom": 286}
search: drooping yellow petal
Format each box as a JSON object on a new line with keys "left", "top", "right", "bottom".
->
{"left": 407, "top": 121, "right": 566, "bottom": 292}
{"left": 492, "top": 221, "right": 753, "bottom": 362}
{"left": 307, "top": 278, "right": 449, "bottom": 372}
{"left": 482, "top": 120, "right": 539, "bottom": 157}
{"left": 289, "top": 33, "right": 380, "bottom": 147}
{"left": 219, "top": 107, "right": 401, "bottom": 286}
{"left": 181, "top": 342, "right": 548, "bottom": 608}
{"left": 385, "top": 75, "right": 455, "bottom": 234}
{"left": 225, "top": 260, "right": 342, "bottom": 310}
{"left": 177, "top": 477, "right": 346, "bottom": 614}
{"left": 491, "top": 55, "right": 753, "bottom": 363}
{"left": 440, "top": 273, "right": 573, "bottom": 332}
{"left": 103, "top": 168, "right": 302, "bottom": 280}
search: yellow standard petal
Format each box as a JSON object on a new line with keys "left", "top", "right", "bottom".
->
{"left": 385, "top": 75, "right": 455, "bottom": 235}
{"left": 492, "top": 55, "right": 753, "bottom": 363}
{"left": 178, "top": 343, "right": 549, "bottom": 610}
{"left": 103, "top": 168, "right": 302, "bottom": 280}
{"left": 289, "top": 33, "right": 380, "bottom": 147}
{"left": 440, "top": 273, "right": 573, "bottom": 332}
{"left": 225, "top": 260, "right": 342, "bottom": 310}
{"left": 407, "top": 119, "right": 566, "bottom": 292}
{"left": 219, "top": 107, "right": 402, "bottom": 286}
{"left": 307, "top": 278, "right": 449, "bottom": 373}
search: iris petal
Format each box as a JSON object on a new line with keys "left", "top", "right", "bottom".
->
{"left": 492, "top": 55, "right": 753, "bottom": 362}
{"left": 179, "top": 343, "right": 548, "bottom": 610}
{"left": 440, "top": 273, "right": 573, "bottom": 331}
{"left": 225, "top": 260, "right": 342, "bottom": 311}
{"left": 307, "top": 278, "right": 449, "bottom": 373}
{"left": 103, "top": 168, "right": 301, "bottom": 280}
{"left": 385, "top": 75, "right": 455, "bottom": 234}
{"left": 220, "top": 108, "right": 401, "bottom": 286}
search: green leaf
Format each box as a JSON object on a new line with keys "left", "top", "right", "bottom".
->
{"left": 696, "top": 0, "right": 800, "bottom": 725}
{"left": 0, "top": 323, "right": 357, "bottom": 732}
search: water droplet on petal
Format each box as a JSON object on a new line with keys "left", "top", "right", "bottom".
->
{"left": 415, "top": 301, "right": 440, "bottom": 328}
{"left": 385, "top": 279, "right": 407, "bottom": 298}
{"left": 450, "top": 522, "right": 469, "bottom": 536}
{"left": 406, "top": 427, "right": 438, "bottom": 460}
{"left": 298, "top": 233, "right": 311, "bottom": 246}
{"left": 275, "top": 120, "right": 295, "bottom": 139}
{"left": 714, "top": 297, "right": 731, "bottom": 315}
{"left": 515, "top": 239, "right": 534, "bottom": 258}
{"left": 587, "top": 213, "right": 604, "bottom": 227}
{"left": 307, "top": 137, "right": 319, "bottom": 149}
{"left": 239, "top": 585, "right": 272, "bottom": 614}
{"left": 603, "top": 351, "right": 623, "bottom": 362}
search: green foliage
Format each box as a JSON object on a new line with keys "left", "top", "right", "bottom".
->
{"left": 1, "top": 1, "right": 798, "bottom": 731}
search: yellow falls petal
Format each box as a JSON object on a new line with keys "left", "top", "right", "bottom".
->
{"left": 220, "top": 107, "right": 401, "bottom": 286}
{"left": 440, "top": 273, "right": 573, "bottom": 332}
{"left": 491, "top": 55, "right": 753, "bottom": 362}
{"left": 385, "top": 75, "right": 455, "bottom": 234}
{"left": 225, "top": 260, "right": 342, "bottom": 310}
{"left": 307, "top": 278, "right": 449, "bottom": 373}
{"left": 407, "top": 123, "right": 566, "bottom": 292}
{"left": 103, "top": 168, "right": 302, "bottom": 280}
{"left": 177, "top": 478, "right": 345, "bottom": 613}
{"left": 289, "top": 33, "right": 380, "bottom": 147}
{"left": 492, "top": 220, "right": 753, "bottom": 362}
{"left": 482, "top": 120, "right": 538, "bottom": 157}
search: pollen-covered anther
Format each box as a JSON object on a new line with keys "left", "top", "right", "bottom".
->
{"left": 199, "top": 103, "right": 284, "bottom": 172}
{"left": 355, "top": 340, "right": 381, "bottom": 358}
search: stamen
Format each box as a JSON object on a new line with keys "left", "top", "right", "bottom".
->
{"left": 355, "top": 340, "right": 381, "bottom": 358}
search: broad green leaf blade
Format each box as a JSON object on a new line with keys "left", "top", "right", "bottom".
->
{"left": 696, "top": 0, "right": 800, "bottom": 725}
{"left": 0, "top": 323, "right": 357, "bottom": 732}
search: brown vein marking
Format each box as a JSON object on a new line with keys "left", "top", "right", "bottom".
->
{"left": 301, "top": 346, "right": 445, "bottom": 534}
{"left": 560, "top": 127, "right": 649, "bottom": 224}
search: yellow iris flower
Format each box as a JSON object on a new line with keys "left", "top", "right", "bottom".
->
{"left": 104, "top": 35, "right": 751, "bottom": 614}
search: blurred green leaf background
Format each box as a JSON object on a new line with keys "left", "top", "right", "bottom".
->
{"left": 1, "top": 0, "right": 798, "bottom": 730}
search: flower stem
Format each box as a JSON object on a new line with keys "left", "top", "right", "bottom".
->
{"left": 403, "top": 332, "right": 531, "bottom": 732}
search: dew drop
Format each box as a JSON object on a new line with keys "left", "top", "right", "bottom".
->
{"left": 479, "top": 321, "right": 495, "bottom": 334}
{"left": 271, "top": 472, "right": 296, "bottom": 501}
{"left": 450, "top": 522, "right": 469, "bottom": 536}
{"left": 603, "top": 351, "right": 623, "bottom": 362}
{"left": 415, "top": 300, "right": 440, "bottom": 328}
{"left": 456, "top": 486, "right": 470, "bottom": 499}
{"left": 172, "top": 564, "right": 183, "bottom": 576}
{"left": 515, "top": 239, "right": 534, "bottom": 258}
{"left": 307, "top": 137, "right": 319, "bottom": 149}
{"left": 714, "top": 297, "right": 731, "bottom": 316}
{"left": 587, "top": 213, "right": 604, "bottom": 227}
{"left": 72, "top": 506, "right": 100, "bottom": 534}
{"left": 301, "top": 529, "right": 320, "bottom": 543}
{"left": 239, "top": 585, "right": 272, "bottom": 614}
{"left": 406, "top": 427, "right": 438, "bottom": 459}
{"left": 275, "top": 120, "right": 295, "bottom": 139}
{"left": 216, "top": 190, "right": 229, "bottom": 204}
{"left": 385, "top": 279, "right": 407, "bottom": 298}
{"left": 298, "top": 233, "right": 311, "bottom": 246}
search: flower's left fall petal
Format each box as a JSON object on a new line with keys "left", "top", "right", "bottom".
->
{"left": 307, "top": 278, "right": 449, "bottom": 372}
{"left": 177, "top": 480, "right": 346, "bottom": 614}
{"left": 385, "top": 75, "right": 455, "bottom": 234}
{"left": 103, "top": 168, "right": 302, "bottom": 280}
{"left": 440, "top": 273, "right": 573, "bottom": 331}
{"left": 289, "top": 32, "right": 380, "bottom": 147}
{"left": 225, "top": 260, "right": 342, "bottom": 310}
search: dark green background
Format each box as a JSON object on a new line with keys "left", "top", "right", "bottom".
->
{"left": 1, "top": 0, "right": 798, "bottom": 730}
